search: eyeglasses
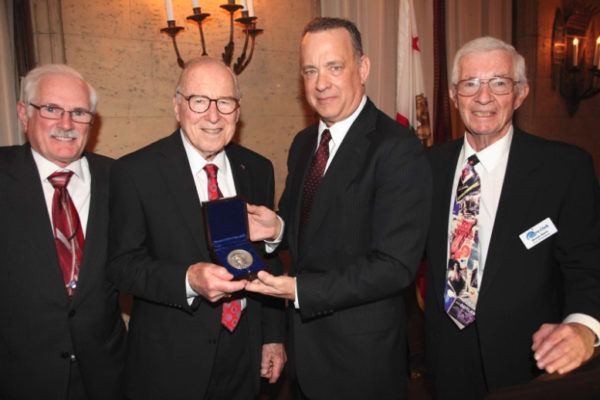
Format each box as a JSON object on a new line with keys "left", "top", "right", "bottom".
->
{"left": 455, "top": 77, "right": 519, "bottom": 96}
{"left": 29, "top": 103, "right": 94, "bottom": 124}
{"left": 177, "top": 92, "right": 240, "bottom": 115}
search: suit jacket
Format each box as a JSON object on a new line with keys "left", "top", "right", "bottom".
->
{"left": 107, "top": 132, "right": 284, "bottom": 400}
{"left": 425, "top": 127, "right": 600, "bottom": 398}
{"left": 0, "top": 144, "right": 126, "bottom": 400}
{"left": 278, "top": 99, "right": 432, "bottom": 399}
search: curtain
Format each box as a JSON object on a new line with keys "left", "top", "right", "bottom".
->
{"left": 0, "top": 0, "right": 22, "bottom": 146}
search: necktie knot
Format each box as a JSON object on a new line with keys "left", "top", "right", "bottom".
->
{"left": 320, "top": 129, "right": 332, "bottom": 149}
{"left": 203, "top": 164, "right": 222, "bottom": 201}
{"left": 467, "top": 154, "right": 480, "bottom": 167}
{"left": 48, "top": 171, "right": 74, "bottom": 189}
{"left": 203, "top": 163, "right": 218, "bottom": 180}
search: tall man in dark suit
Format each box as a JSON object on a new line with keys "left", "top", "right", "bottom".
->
{"left": 424, "top": 36, "right": 600, "bottom": 399}
{"left": 245, "top": 18, "right": 432, "bottom": 399}
{"left": 107, "top": 57, "right": 286, "bottom": 400}
{"left": 0, "top": 64, "right": 126, "bottom": 399}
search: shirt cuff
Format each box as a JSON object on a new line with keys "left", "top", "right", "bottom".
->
{"left": 293, "top": 277, "right": 300, "bottom": 309}
{"left": 264, "top": 215, "right": 285, "bottom": 253}
{"left": 564, "top": 313, "right": 600, "bottom": 347}
{"left": 185, "top": 272, "right": 199, "bottom": 306}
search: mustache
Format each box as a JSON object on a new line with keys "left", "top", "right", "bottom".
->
{"left": 49, "top": 129, "right": 80, "bottom": 140}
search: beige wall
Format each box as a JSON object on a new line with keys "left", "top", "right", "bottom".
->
{"left": 58, "top": 0, "right": 318, "bottom": 202}
{"left": 515, "top": 0, "right": 600, "bottom": 176}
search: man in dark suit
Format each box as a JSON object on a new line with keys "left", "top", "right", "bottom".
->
{"left": 424, "top": 36, "right": 600, "bottom": 399}
{"left": 107, "top": 57, "right": 286, "bottom": 400}
{"left": 245, "top": 18, "right": 432, "bottom": 399}
{"left": 0, "top": 64, "right": 126, "bottom": 399}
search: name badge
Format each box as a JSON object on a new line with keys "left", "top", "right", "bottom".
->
{"left": 519, "top": 218, "right": 558, "bottom": 249}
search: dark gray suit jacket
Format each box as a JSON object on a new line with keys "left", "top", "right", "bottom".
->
{"left": 279, "top": 99, "right": 432, "bottom": 399}
{"left": 107, "top": 132, "right": 284, "bottom": 400}
{"left": 425, "top": 128, "right": 600, "bottom": 398}
{"left": 0, "top": 144, "right": 126, "bottom": 400}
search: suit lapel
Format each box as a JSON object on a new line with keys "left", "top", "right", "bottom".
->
{"left": 8, "top": 145, "right": 70, "bottom": 301}
{"left": 300, "top": 101, "right": 376, "bottom": 249}
{"left": 157, "top": 132, "right": 209, "bottom": 253}
{"left": 429, "top": 141, "right": 463, "bottom": 309}
{"left": 478, "top": 129, "right": 540, "bottom": 300}
{"left": 226, "top": 144, "right": 251, "bottom": 200}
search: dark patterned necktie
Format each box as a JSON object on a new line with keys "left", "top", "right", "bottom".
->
{"left": 203, "top": 164, "right": 242, "bottom": 332}
{"left": 300, "top": 129, "right": 332, "bottom": 235}
{"left": 444, "top": 155, "right": 481, "bottom": 329}
{"left": 48, "top": 171, "right": 84, "bottom": 298}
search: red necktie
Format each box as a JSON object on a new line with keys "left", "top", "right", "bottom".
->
{"left": 300, "top": 129, "right": 331, "bottom": 234}
{"left": 48, "top": 171, "right": 84, "bottom": 297}
{"left": 203, "top": 164, "right": 242, "bottom": 332}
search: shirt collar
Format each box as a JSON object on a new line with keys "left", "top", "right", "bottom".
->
{"left": 31, "top": 147, "right": 86, "bottom": 182}
{"left": 461, "top": 125, "right": 513, "bottom": 172}
{"left": 318, "top": 95, "right": 367, "bottom": 146}
{"left": 180, "top": 129, "right": 228, "bottom": 177}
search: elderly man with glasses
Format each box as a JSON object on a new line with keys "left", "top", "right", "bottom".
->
{"left": 0, "top": 64, "right": 126, "bottom": 399}
{"left": 107, "top": 57, "right": 286, "bottom": 400}
{"left": 424, "top": 36, "right": 600, "bottom": 399}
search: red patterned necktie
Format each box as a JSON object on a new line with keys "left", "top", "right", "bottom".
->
{"left": 300, "top": 129, "right": 332, "bottom": 235}
{"left": 444, "top": 155, "right": 481, "bottom": 329}
{"left": 203, "top": 164, "right": 242, "bottom": 332}
{"left": 48, "top": 171, "right": 85, "bottom": 297}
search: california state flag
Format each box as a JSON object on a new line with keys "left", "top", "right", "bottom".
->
{"left": 396, "top": 0, "right": 431, "bottom": 145}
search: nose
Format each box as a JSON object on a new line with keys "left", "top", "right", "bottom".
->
{"left": 57, "top": 110, "right": 74, "bottom": 130}
{"left": 474, "top": 82, "right": 493, "bottom": 104}
{"left": 315, "top": 71, "right": 330, "bottom": 92}
{"left": 204, "top": 101, "right": 221, "bottom": 123}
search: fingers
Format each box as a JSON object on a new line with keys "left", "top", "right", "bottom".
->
{"left": 188, "top": 263, "right": 247, "bottom": 302}
{"left": 532, "top": 323, "right": 595, "bottom": 374}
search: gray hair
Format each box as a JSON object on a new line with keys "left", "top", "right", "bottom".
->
{"left": 20, "top": 64, "right": 98, "bottom": 115}
{"left": 451, "top": 36, "right": 527, "bottom": 92}
{"left": 175, "top": 57, "right": 242, "bottom": 103}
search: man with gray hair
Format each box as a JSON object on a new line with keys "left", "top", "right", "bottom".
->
{"left": 0, "top": 64, "right": 126, "bottom": 399}
{"left": 425, "top": 36, "right": 600, "bottom": 398}
{"left": 107, "top": 57, "right": 286, "bottom": 400}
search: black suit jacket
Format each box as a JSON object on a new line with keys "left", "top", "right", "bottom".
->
{"left": 425, "top": 127, "right": 600, "bottom": 398}
{"left": 278, "top": 99, "right": 432, "bottom": 399}
{"left": 0, "top": 144, "right": 126, "bottom": 400}
{"left": 107, "top": 132, "right": 284, "bottom": 400}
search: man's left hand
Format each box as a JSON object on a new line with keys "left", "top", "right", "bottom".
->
{"left": 261, "top": 343, "right": 287, "bottom": 383}
{"left": 245, "top": 271, "right": 296, "bottom": 301}
{"left": 532, "top": 322, "right": 596, "bottom": 374}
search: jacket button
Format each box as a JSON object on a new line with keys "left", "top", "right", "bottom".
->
{"left": 68, "top": 310, "right": 76, "bottom": 318}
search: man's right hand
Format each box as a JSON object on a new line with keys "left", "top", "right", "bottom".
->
{"left": 187, "top": 262, "right": 247, "bottom": 302}
{"left": 246, "top": 204, "right": 281, "bottom": 241}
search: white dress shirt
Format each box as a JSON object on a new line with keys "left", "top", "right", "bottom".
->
{"left": 180, "top": 130, "right": 245, "bottom": 308}
{"left": 450, "top": 126, "right": 600, "bottom": 344}
{"left": 32, "top": 149, "right": 91, "bottom": 236}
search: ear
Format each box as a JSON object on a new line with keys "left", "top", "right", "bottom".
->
{"left": 449, "top": 88, "right": 459, "bottom": 109}
{"left": 513, "top": 82, "right": 530, "bottom": 110}
{"left": 358, "top": 55, "right": 371, "bottom": 85}
{"left": 173, "top": 95, "right": 181, "bottom": 123}
{"left": 16, "top": 101, "right": 29, "bottom": 132}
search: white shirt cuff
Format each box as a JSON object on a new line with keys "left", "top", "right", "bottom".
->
{"left": 293, "top": 277, "right": 300, "bottom": 309}
{"left": 185, "top": 273, "right": 199, "bottom": 306}
{"left": 564, "top": 313, "right": 600, "bottom": 346}
{"left": 264, "top": 215, "right": 285, "bottom": 253}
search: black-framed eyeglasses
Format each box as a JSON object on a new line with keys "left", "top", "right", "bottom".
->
{"left": 29, "top": 103, "right": 94, "bottom": 124}
{"left": 455, "top": 77, "right": 519, "bottom": 96}
{"left": 177, "top": 92, "right": 240, "bottom": 115}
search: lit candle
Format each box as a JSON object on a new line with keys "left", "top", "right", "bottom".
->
{"left": 193, "top": 0, "right": 200, "bottom": 8}
{"left": 247, "top": 0, "right": 254, "bottom": 16}
{"left": 165, "top": 0, "right": 174, "bottom": 21}
{"left": 594, "top": 36, "right": 600, "bottom": 68}
{"left": 241, "top": 0, "right": 247, "bottom": 10}
{"left": 572, "top": 38, "right": 579, "bottom": 67}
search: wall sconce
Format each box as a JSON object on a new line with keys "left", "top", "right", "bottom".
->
{"left": 160, "top": 0, "right": 263, "bottom": 75}
{"left": 551, "top": 4, "right": 600, "bottom": 116}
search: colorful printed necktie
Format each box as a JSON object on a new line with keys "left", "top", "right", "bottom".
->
{"left": 300, "top": 129, "right": 331, "bottom": 235}
{"left": 48, "top": 171, "right": 84, "bottom": 298}
{"left": 444, "top": 155, "right": 481, "bottom": 329}
{"left": 204, "top": 164, "right": 242, "bottom": 332}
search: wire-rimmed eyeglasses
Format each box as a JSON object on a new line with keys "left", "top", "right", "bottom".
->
{"left": 177, "top": 92, "right": 240, "bottom": 115}
{"left": 455, "top": 77, "right": 519, "bottom": 97}
{"left": 29, "top": 103, "right": 94, "bottom": 124}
